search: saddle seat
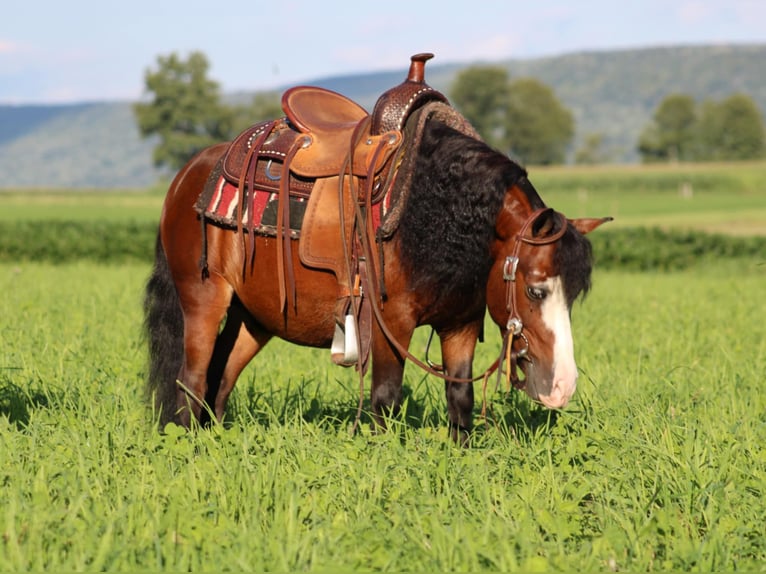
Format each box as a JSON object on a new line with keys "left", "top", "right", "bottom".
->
{"left": 282, "top": 85, "right": 367, "bottom": 137}
{"left": 221, "top": 53, "right": 450, "bottom": 191}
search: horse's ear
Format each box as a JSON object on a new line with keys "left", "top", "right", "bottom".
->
{"left": 532, "top": 208, "right": 557, "bottom": 238}
{"left": 569, "top": 216, "right": 613, "bottom": 235}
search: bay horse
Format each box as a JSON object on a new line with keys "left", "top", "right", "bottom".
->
{"left": 143, "top": 63, "right": 609, "bottom": 443}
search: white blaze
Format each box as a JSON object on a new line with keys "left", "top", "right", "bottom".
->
{"left": 537, "top": 276, "right": 577, "bottom": 408}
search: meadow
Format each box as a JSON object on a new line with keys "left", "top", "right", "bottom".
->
{"left": 1, "top": 162, "right": 765, "bottom": 571}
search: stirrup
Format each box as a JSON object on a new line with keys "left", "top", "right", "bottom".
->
{"left": 331, "top": 313, "right": 359, "bottom": 366}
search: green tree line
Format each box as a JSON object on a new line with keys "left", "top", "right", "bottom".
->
{"left": 450, "top": 66, "right": 574, "bottom": 165}
{"left": 134, "top": 52, "right": 281, "bottom": 172}
{"left": 3, "top": 220, "right": 764, "bottom": 271}
{"left": 638, "top": 92, "right": 765, "bottom": 162}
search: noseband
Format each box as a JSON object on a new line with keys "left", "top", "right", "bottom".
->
{"left": 500, "top": 207, "right": 568, "bottom": 389}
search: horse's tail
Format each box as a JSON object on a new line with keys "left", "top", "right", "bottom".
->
{"left": 143, "top": 231, "right": 183, "bottom": 426}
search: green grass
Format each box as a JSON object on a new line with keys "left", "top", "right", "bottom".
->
{"left": 532, "top": 161, "right": 766, "bottom": 235}
{"left": 2, "top": 160, "right": 766, "bottom": 269}
{"left": 1, "top": 261, "right": 764, "bottom": 571}
{"left": 0, "top": 189, "right": 164, "bottom": 222}
{"left": 2, "top": 161, "right": 766, "bottom": 234}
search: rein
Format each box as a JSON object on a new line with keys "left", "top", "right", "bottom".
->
{"left": 339, "top": 130, "right": 568, "bottom": 429}
{"left": 359, "top": 180, "right": 568, "bottom": 386}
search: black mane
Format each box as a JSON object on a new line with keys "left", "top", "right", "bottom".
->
{"left": 397, "top": 120, "right": 594, "bottom": 306}
{"left": 397, "top": 121, "right": 526, "bottom": 299}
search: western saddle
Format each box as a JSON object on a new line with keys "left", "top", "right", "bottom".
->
{"left": 204, "top": 53, "right": 451, "bottom": 367}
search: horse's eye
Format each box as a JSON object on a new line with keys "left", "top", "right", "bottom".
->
{"left": 526, "top": 286, "right": 547, "bottom": 300}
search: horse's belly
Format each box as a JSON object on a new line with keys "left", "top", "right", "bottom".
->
{"left": 253, "top": 301, "right": 336, "bottom": 348}
{"left": 210, "top": 233, "right": 348, "bottom": 348}
{"left": 235, "top": 267, "right": 338, "bottom": 348}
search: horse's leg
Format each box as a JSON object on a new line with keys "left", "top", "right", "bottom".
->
{"left": 205, "top": 302, "right": 272, "bottom": 421}
{"left": 175, "top": 274, "right": 233, "bottom": 426}
{"left": 370, "top": 316, "right": 415, "bottom": 430}
{"left": 439, "top": 321, "right": 482, "bottom": 445}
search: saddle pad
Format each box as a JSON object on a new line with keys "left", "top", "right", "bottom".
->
{"left": 201, "top": 176, "right": 307, "bottom": 238}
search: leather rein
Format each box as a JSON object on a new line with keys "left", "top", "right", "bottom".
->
{"left": 351, "top": 148, "right": 569, "bottom": 388}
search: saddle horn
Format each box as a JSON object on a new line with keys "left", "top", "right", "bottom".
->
{"left": 370, "top": 53, "right": 449, "bottom": 135}
{"left": 406, "top": 52, "right": 432, "bottom": 83}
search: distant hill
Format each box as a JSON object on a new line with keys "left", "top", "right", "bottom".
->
{"left": 1, "top": 44, "right": 764, "bottom": 189}
{"left": 0, "top": 102, "right": 160, "bottom": 188}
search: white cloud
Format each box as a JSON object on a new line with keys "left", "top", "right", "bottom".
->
{"left": 327, "top": 38, "right": 519, "bottom": 80}
{"left": 469, "top": 35, "right": 525, "bottom": 60}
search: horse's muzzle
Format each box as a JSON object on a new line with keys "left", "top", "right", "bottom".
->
{"left": 520, "top": 361, "right": 577, "bottom": 409}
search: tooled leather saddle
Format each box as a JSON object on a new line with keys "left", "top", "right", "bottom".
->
{"left": 198, "top": 54, "right": 446, "bottom": 288}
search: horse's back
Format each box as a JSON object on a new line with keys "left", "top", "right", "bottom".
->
{"left": 163, "top": 144, "right": 228, "bottom": 220}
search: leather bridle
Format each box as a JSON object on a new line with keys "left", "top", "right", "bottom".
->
{"left": 499, "top": 207, "right": 568, "bottom": 390}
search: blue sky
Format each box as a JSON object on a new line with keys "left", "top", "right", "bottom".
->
{"left": 1, "top": 0, "right": 764, "bottom": 104}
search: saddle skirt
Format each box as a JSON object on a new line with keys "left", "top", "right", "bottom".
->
{"left": 195, "top": 114, "right": 402, "bottom": 241}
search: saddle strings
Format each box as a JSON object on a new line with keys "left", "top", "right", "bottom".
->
{"left": 236, "top": 123, "right": 273, "bottom": 280}
{"left": 341, "top": 117, "right": 374, "bottom": 434}
{"left": 276, "top": 137, "right": 308, "bottom": 313}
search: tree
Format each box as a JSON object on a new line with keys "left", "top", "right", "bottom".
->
{"left": 450, "top": 66, "right": 512, "bottom": 151}
{"left": 504, "top": 78, "right": 574, "bottom": 165}
{"left": 696, "top": 94, "right": 765, "bottom": 161}
{"left": 638, "top": 93, "right": 697, "bottom": 162}
{"left": 575, "top": 132, "right": 609, "bottom": 165}
{"left": 638, "top": 92, "right": 765, "bottom": 162}
{"left": 134, "top": 52, "right": 233, "bottom": 172}
{"left": 450, "top": 68, "right": 574, "bottom": 164}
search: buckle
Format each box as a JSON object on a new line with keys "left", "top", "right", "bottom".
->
{"left": 503, "top": 256, "right": 519, "bottom": 281}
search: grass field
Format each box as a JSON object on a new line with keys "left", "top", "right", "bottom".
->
{"left": 1, "top": 162, "right": 765, "bottom": 570}
{"left": 532, "top": 161, "right": 766, "bottom": 236}
{"left": 0, "top": 188, "right": 165, "bottom": 223}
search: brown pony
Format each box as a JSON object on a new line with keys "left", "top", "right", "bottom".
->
{"left": 144, "top": 113, "right": 609, "bottom": 442}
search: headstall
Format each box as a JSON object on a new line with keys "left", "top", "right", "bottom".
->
{"left": 499, "top": 207, "right": 568, "bottom": 389}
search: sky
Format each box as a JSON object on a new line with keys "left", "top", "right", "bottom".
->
{"left": 1, "top": 0, "right": 765, "bottom": 104}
